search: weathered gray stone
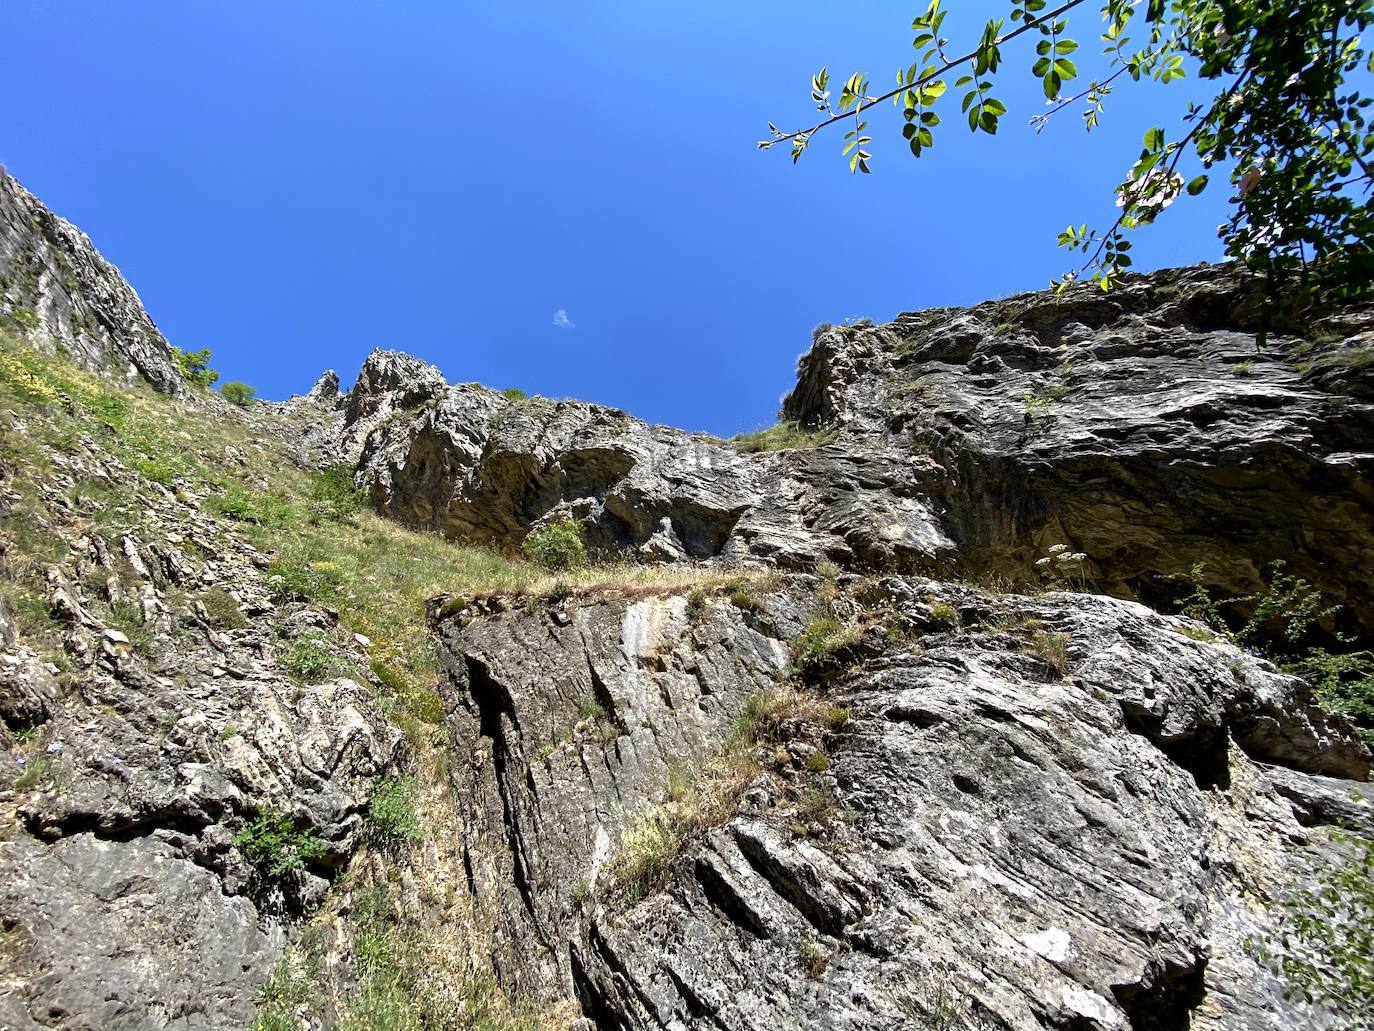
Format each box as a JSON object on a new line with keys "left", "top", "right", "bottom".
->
{"left": 783, "top": 265, "right": 1374, "bottom": 633}
{"left": 0, "top": 171, "right": 187, "bottom": 396}
{"left": 2, "top": 172, "right": 1371, "bottom": 1030}
{"left": 432, "top": 579, "right": 1368, "bottom": 1030}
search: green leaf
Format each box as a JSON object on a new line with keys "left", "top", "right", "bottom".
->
{"left": 1054, "top": 39, "right": 1078, "bottom": 55}
{"left": 1054, "top": 58, "right": 1077, "bottom": 79}
{"left": 1186, "top": 174, "right": 1209, "bottom": 195}
{"left": 984, "top": 98, "right": 1007, "bottom": 116}
{"left": 1143, "top": 126, "right": 1164, "bottom": 151}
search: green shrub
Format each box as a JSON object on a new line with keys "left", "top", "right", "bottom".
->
{"left": 1285, "top": 649, "right": 1374, "bottom": 747}
{"left": 578, "top": 695, "right": 609, "bottom": 722}
{"left": 797, "top": 940, "right": 829, "bottom": 979}
{"left": 220, "top": 381, "right": 256, "bottom": 406}
{"left": 234, "top": 807, "right": 325, "bottom": 877}
{"left": 130, "top": 455, "right": 183, "bottom": 484}
{"left": 266, "top": 559, "right": 345, "bottom": 602}
{"left": 1259, "top": 830, "right": 1374, "bottom": 1021}
{"left": 172, "top": 346, "right": 219, "bottom": 388}
{"left": 1171, "top": 562, "right": 1371, "bottom": 742}
{"left": 729, "top": 587, "right": 757, "bottom": 611}
{"left": 685, "top": 587, "right": 708, "bottom": 623}
{"left": 500, "top": 387, "right": 528, "bottom": 401}
{"left": 281, "top": 632, "right": 348, "bottom": 684}
{"left": 309, "top": 465, "right": 366, "bottom": 518}
{"left": 792, "top": 616, "right": 861, "bottom": 662}
{"left": 521, "top": 520, "right": 585, "bottom": 571}
{"left": 203, "top": 483, "right": 292, "bottom": 526}
{"left": 367, "top": 777, "right": 424, "bottom": 846}
{"left": 198, "top": 587, "right": 246, "bottom": 630}
{"left": 804, "top": 752, "right": 830, "bottom": 772}
{"left": 929, "top": 601, "right": 961, "bottom": 630}
{"left": 251, "top": 959, "right": 313, "bottom": 1031}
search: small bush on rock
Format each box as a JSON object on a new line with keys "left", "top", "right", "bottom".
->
{"left": 793, "top": 616, "right": 861, "bottom": 662}
{"left": 308, "top": 465, "right": 367, "bottom": 519}
{"left": 198, "top": 587, "right": 246, "bottom": 630}
{"left": 521, "top": 519, "right": 586, "bottom": 571}
{"left": 281, "top": 632, "right": 348, "bottom": 683}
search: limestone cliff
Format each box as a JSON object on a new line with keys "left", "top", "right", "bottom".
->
{"left": 0, "top": 171, "right": 187, "bottom": 396}
{"left": 0, "top": 175, "right": 1371, "bottom": 1031}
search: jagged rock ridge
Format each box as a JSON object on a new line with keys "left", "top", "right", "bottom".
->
{"left": 349, "top": 266, "right": 1374, "bottom": 635}
{"left": 0, "top": 171, "right": 187, "bottom": 395}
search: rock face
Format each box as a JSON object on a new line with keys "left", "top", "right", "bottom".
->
{"left": 348, "top": 266, "right": 1374, "bottom": 635}
{"left": 782, "top": 266, "right": 1374, "bottom": 632}
{"left": 434, "top": 578, "right": 1368, "bottom": 1031}
{"left": 346, "top": 350, "right": 953, "bottom": 570}
{"left": 0, "top": 172, "right": 187, "bottom": 396}
{"left": 0, "top": 395, "right": 399, "bottom": 1030}
{"left": 1, "top": 174, "right": 1371, "bottom": 1031}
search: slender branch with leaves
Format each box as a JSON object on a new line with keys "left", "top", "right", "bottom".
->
{"left": 761, "top": 0, "right": 1374, "bottom": 303}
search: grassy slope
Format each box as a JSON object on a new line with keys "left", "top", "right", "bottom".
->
{"left": 0, "top": 334, "right": 772, "bottom": 1030}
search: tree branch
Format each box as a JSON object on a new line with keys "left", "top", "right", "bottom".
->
{"left": 760, "top": 0, "right": 1092, "bottom": 149}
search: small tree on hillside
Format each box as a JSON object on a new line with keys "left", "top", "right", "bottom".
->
{"left": 220, "top": 381, "right": 256, "bottom": 407}
{"left": 172, "top": 346, "right": 219, "bottom": 388}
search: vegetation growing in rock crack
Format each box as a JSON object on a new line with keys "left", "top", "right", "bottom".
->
{"left": 234, "top": 807, "right": 326, "bottom": 877}
{"left": 280, "top": 631, "right": 352, "bottom": 684}
{"left": 793, "top": 615, "right": 862, "bottom": 663}
{"left": 730, "top": 420, "right": 839, "bottom": 453}
{"left": 367, "top": 777, "right": 425, "bottom": 846}
{"left": 1026, "top": 629, "right": 1071, "bottom": 677}
{"left": 609, "top": 680, "right": 853, "bottom": 900}
{"left": 1171, "top": 561, "right": 1374, "bottom": 744}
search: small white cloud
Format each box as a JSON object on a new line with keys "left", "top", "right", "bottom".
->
{"left": 552, "top": 309, "right": 575, "bottom": 329}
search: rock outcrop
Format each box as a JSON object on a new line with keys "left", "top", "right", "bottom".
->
{"left": 0, "top": 171, "right": 187, "bottom": 396}
{"left": 783, "top": 266, "right": 1374, "bottom": 632}
{"left": 0, "top": 378, "right": 400, "bottom": 1029}
{"left": 347, "top": 266, "right": 1374, "bottom": 635}
{"left": 434, "top": 577, "right": 1368, "bottom": 1031}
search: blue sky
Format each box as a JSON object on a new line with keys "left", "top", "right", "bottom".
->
{"left": 2, "top": 2, "right": 1232, "bottom": 434}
